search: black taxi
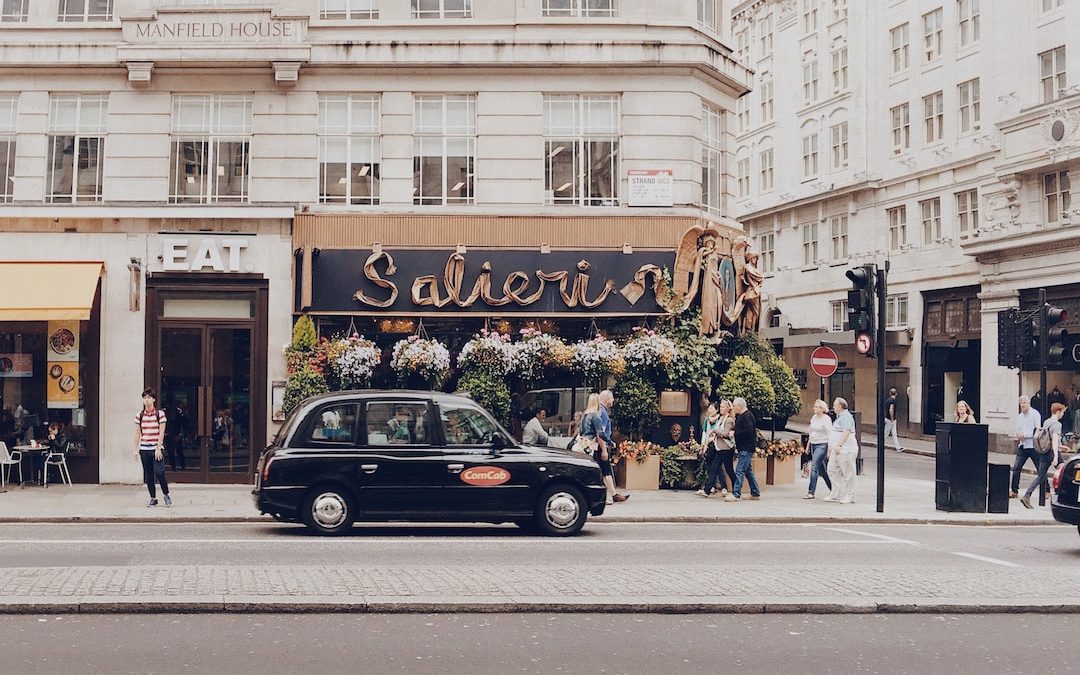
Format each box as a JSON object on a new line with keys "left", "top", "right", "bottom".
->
{"left": 1051, "top": 453, "right": 1080, "bottom": 538}
{"left": 254, "top": 391, "right": 607, "bottom": 535}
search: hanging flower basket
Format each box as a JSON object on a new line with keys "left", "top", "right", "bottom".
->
{"left": 622, "top": 327, "right": 678, "bottom": 378}
{"left": 391, "top": 335, "right": 451, "bottom": 389}
{"left": 572, "top": 335, "right": 625, "bottom": 384}
{"left": 510, "top": 328, "right": 574, "bottom": 383}
{"left": 457, "top": 329, "right": 513, "bottom": 377}
{"left": 331, "top": 334, "right": 382, "bottom": 390}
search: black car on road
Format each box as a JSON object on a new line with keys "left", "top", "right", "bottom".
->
{"left": 1052, "top": 453, "right": 1080, "bottom": 538}
{"left": 255, "top": 391, "right": 607, "bottom": 535}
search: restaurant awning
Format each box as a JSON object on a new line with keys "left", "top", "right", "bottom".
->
{"left": 0, "top": 262, "right": 104, "bottom": 321}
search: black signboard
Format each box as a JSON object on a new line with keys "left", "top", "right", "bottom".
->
{"left": 305, "top": 248, "right": 677, "bottom": 315}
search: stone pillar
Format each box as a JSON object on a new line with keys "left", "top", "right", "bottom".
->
{"left": 978, "top": 287, "right": 1020, "bottom": 453}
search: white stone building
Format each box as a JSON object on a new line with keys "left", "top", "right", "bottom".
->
{"left": 0, "top": 0, "right": 748, "bottom": 483}
{"left": 732, "top": 0, "right": 1079, "bottom": 450}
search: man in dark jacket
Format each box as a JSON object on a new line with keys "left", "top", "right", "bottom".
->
{"left": 725, "top": 397, "right": 761, "bottom": 501}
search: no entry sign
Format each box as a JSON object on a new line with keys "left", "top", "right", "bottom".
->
{"left": 810, "top": 346, "right": 839, "bottom": 378}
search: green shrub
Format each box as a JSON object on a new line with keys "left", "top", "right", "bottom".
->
{"left": 662, "top": 310, "right": 722, "bottom": 391}
{"left": 282, "top": 365, "right": 329, "bottom": 416}
{"left": 762, "top": 355, "right": 801, "bottom": 419}
{"left": 291, "top": 315, "right": 317, "bottom": 351}
{"left": 457, "top": 371, "right": 511, "bottom": 426}
{"left": 612, "top": 373, "right": 660, "bottom": 441}
{"left": 717, "top": 355, "right": 775, "bottom": 419}
{"left": 659, "top": 447, "right": 684, "bottom": 488}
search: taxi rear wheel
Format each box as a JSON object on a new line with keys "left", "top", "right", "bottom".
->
{"left": 533, "top": 484, "right": 587, "bottom": 536}
{"left": 301, "top": 485, "right": 355, "bottom": 536}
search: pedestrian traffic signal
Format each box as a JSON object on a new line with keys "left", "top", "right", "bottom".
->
{"left": 997, "top": 309, "right": 1019, "bottom": 367}
{"left": 1044, "top": 303, "right": 1069, "bottom": 365}
{"left": 845, "top": 265, "right": 875, "bottom": 358}
{"left": 1020, "top": 316, "right": 1038, "bottom": 364}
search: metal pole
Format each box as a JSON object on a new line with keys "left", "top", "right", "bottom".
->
{"left": 876, "top": 263, "right": 888, "bottom": 514}
{"left": 820, "top": 377, "right": 826, "bottom": 406}
{"left": 1038, "top": 288, "right": 1048, "bottom": 506}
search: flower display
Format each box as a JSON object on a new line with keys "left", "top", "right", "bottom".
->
{"left": 390, "top": 335, "right": 451, "bottom": 388}
{"left": 332, "top": 334, "right": 382, "bottom": 389}
{"left": 511, "top": 328, "right": 574, "bottom": 382}
{"left": 572, "top": 335, "right": 625, "bottom": 383}
{"left": 622, "top": 327, "right": 678, "bottom": 375}
{"left": 612, "top": 440, "right": 664, "bottom": 466}
{"left": 756, "top": 438, "right": 804, "bottom": 459}
{"left": 457, "top": 329, "right": 513, "bottom": 376}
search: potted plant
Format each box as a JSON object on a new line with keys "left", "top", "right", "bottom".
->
{"left": 390, "top": 335, "right": 451, "bottom": 389}
{"left": 761, "top": 438, "right": 803, "bottom": 485}
{"left": 612, "top": 440, "right": 663, "bottom": 490}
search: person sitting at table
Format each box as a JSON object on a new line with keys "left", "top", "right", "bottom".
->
{"left": 522, "top": 409, "right": 551, "bottom": 446}
{"left": 30, "top": 423, "right": 66, "bottom": 483}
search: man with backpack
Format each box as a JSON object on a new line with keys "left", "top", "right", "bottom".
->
{"left": 134, "top": 388, "right": 171, "bottom": 507}
{"left": 1010, "top": 396, "right": 1042, "bottom": 499}
{"left": 1020, "top": 402, "right": 1066, "bottom": 509}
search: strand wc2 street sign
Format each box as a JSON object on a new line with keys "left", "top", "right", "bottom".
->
{"left": 810, "top": 346, "right": 839, "bottom": 379}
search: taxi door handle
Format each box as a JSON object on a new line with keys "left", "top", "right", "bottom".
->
{"left": 360, "top": 464, "right": 378, "bottom": 474}
{"left": 447, "top": 463, "right": 464, "bottom": 474}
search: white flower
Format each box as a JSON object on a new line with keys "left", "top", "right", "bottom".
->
{"left": 391, "top": 336, "right": 451, "bottom": 386}
{"left": 332, "top": 336, "right": 381, "bottom": 388}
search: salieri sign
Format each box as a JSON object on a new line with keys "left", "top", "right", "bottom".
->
{"left": 627, "top": 169, "right": 674, "bottom": 207}
{"left": 123, "top": 10, "right": 307, "bottom": 44}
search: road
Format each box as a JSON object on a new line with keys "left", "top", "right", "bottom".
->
{"left": 0, "top": 613, "right": 1076, "bottom": 675}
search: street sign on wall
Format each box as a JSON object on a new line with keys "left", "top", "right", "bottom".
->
{"left": 627, "top": 169, "right": 674, "bottom": 207}
{"left": 810, "top": 346, "right": 839, "bottom": 378}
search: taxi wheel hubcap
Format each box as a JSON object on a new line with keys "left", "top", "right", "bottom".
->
{"left": 545, "top": 492, "right": 579, "bottom": 529}
{"left": 312, "top": 492, "right": 348, "bottom": 529}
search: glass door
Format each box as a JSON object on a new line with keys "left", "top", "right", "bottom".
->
{"left": 160, "top": 326, "right": 202, "bottom": 477}
{"left": 208, "top": 326, "right": 252, "bottom": 477}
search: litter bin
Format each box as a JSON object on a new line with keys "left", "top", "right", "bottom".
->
{"left": 987, "top": 463, "right": 1010, "bottom": 514}
{"left": 935, "top": 422, "right": 989, "bottom": 512}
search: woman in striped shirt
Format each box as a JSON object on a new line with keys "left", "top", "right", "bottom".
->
{"left": 134, "top": 388, "right": 171, "bottom": 507}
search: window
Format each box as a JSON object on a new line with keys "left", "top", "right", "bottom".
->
{"left": 920, "top": 197, "right": 942, "bottom": 243}
{"left": 700, "top": 104, "right": 723, "bottom": 214}
{"left": 802, "top": 0, "right": 818, "bottom": 33}
{"left": 365, "top": 401, "right": 431, "bottom": 446}
{"left": 412, "top": 0, "right": 470, "bottom": 18}
{"left": 886, "top": 294, "right": 909, "bottom": 330}
{"left": 831, "top": 0, "right": 846, "bottom": 22}
{"left": 958, "top": 78, "right": 980, "bottom": 133}
{"left": 830, "top": 299, "right": 849, "bottom": 332}
{"left": 887, "top": 205, "right": 907, "bottom": 250}
{"left": 760, "top": 78, "right": 774, "bottom": 122}
{"left": 319, "top": 95, "right": 381, "bottom": 205}
{"left": 1044, "top": 170, "right": 1071, "bottom": 222}
{"left": 831, "top": 47, "right": 848, "bottom": 92}
{"left": 46, "top": 94, "right": 106, "bottom": 204}
{"left": 891, "top": 24, "right": 910, "bottom": 73}
{"left": 802, "top": 222, "right": 819, "bottom": 266}
{"left": 542, "top": 0, "right": 616, "bottom": 17}
{"left": 698, "top": 0, "right": 720, "bottom": 33}
{"left": 1041, "top": 0, "right": 1064, "bottom": 12}
{"left": 759, "top": 14, "right": 773, "bottom": 56}
{"left": 736, "top": 95, "right": 749, "bottom": 132}
{"left": 736, "top": 157, "right": 749, "bottom": 197}
{"left": 955, "top": 188, "right": 978, "bottom": 236}
{"left": 758, "top": 233, "right": 775, "bottom": 274}
{"left": 2, "top": 0, "right": 28, "bottom": 21}
{"left": 958, "top": 0, "right": 979, "bottom": 47}
{"left": 803, "top": 59, "right": 819, "bottom": 105}
{"left": 830, "top": 122, "right": 848, "bottom": 170}
{"left": 415, "top": 94, "right": 476, "bottom": 205}
{"left": 307, "top": 404, "right": 358, "bottom": 444}
{"left": 759, "top": 148, "right": 774, "bottom": 192}
{"left": 441, "top": 403, "right": 499, "bottom": 446}
{"left": 923, "top": 91, "right": 944, "bottom": 144}
{"left": 544, "top": 94, "right": 619, "bottom": 207}
{"left": 735, "top": 28, "right": 750, "bottom": 62}
{"left": 830, "top": 215, "right": 848, "bottom": 260}
{"left": 320, "top": 0, "right": 378, "bottom": 19}
{"left": 922, "top": 8, "right": 943, "bottom": 62}
{"left": 802, "top": 133, "right": 819, "bottom": 178}
{"left": 891, "top": 103, "right": 910, "bottom": 154}
{"left": 58, "top": 0, "right": 112, "bottom": 21}
{"left": 0, "top": 95, "right": 15, "bottom": 203}
{"left": 1040, "top": 47, "right": 1067, "bottom": 103}
{"left": 169, "top": 94, "right": 252, "bottom": 204}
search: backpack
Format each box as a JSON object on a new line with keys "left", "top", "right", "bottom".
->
{"left": 1032, "top": 424, "right": 1054, "bottom": 454}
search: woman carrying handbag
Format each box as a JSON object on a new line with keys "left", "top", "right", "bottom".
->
{"left": 577, "top": 393, "right": 627, "bottom": 505}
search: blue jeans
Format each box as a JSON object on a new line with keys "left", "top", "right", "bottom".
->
{"left": 732, "top": 449, "right": 760, "bottom": 498}
{"left": 808, "top": 443, "right": 832, "bottom": 495}
{"left": 1011, "top": 445, "right": 1039, "bottom": 492}
{"left": 1023, "top": 451, "right": 1055, "bottom": 500}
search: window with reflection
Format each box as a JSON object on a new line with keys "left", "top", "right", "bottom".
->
{"left": 169, "top": 95, "right": 252, "bottom": 204}
{"left": 319, "top": 95, "right": 381, "bottom": 204}
{"left": 544, "top": 94, "right": 619, "bottom": 206}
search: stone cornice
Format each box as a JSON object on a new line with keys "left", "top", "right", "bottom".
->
{"left": 961, "top": 223, "right": 1080, "bottom": 263}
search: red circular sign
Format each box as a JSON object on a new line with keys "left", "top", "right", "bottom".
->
{"left": 855, "top": 333, "right": 873, "bottom": 355}
{"left": 460, "top": 466, "right": 511, "bottom": 486}
{"left": 810, "top": 346, "right": 839, "bottom": 378}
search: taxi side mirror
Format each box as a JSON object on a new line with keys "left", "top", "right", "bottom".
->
{"left": 491, "top": 432, "right": 510, "bottom": 452}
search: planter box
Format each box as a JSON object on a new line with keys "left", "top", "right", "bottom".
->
{"left": 616, "top": 455, "right": 660, "bottom": 490}
{"left": 766, "top": 455, "right": 799, "bottom": 485}
{"left": 749, "top": 455, "right": 767, "bottom": 491}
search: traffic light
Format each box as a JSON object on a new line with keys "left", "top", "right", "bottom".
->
{"left": 997, "top": 309, "right": 1018, "bottom": 367}
{"left": 1020, "top": 316, "right": 1038, "bottom": 365}
{"left": 845, "top": 265, "right": 876, "bottom": 357}
{"left": 1044, "top": 303, "right": 1069, "bottom": 366}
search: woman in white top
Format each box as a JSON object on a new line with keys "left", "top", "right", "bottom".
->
{"left": 803, "top": 399, "right": 834, "bottom": 499}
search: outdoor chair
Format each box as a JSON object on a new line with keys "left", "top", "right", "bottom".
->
{"left": 0, "top": 441, "right": 22, "bottom": 487}
{"left": 42, "top": 442, "right": 72, "bottom": 487}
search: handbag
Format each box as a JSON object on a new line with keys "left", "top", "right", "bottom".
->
{"left": 571, "top": 435, "right": 598, "bottom": 454}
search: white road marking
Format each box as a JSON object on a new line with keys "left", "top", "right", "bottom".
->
{"left": 0, "top": 538, "right": 910, "bottom": 546}
{"left": 949, "top": 552, "right": 1022, "bottom": 568}
{"left": 821, "top": 527, "right": 918, "bottom": 544}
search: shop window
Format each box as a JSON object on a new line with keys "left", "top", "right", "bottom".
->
{"left": 58, "top": 0, "right": 112, "bottom": 21}
{"left": 543, "top": 0, "right": 616, "bottom": 17}
{"left": 46, "top": 94, "right": 106, "bottom": 204}
{"left": 2, "top": 0, "right": 28, "bottom": 21}
{"left": 1043, "top": 170, "right": 1071, "bottom": 222}
{"left": 440, "top": 402, "right": 499, "bottom": 446}
{"left": 544, "top": 94, "right": 619, "bottom": 207}
{"left": 306, "top": 404, "right": 358, "bottom": 444}
{"left": 169, "top": 94, "right": 252, "bottom": 204}
{"left": 412, "top": 0, "right": 471, "bottom": 18}
{"left": 944, "top": 299, "right": 965, "bottom": 335}
{"left": 0, "top": 95, "right": 15, "bottom": 203}
{"left": 413, "top": 94, "right": 475, "bottom": 205}
{"left": 925, "top": 303, "right": 945, "bottom": 336}
{"left": 319, "top": 95, "right": 381, "bottom": 205}
{"left": 320, "top": 0, "right": 378, "bottom": 19}
{"left": 365, "top": 401, "right": 430, "bottom": 445}
{"left": 700, "top": 103, "right": 722, "bottom": 214}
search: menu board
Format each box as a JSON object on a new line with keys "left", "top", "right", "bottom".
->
{"left": 0, "top": 353, "right": 32, "bottom": 378}
{"left": 46, "top": 321, "right": 80, "bottom": 363}
{"left": 47, "top": 361, "right": 79, "bottom": 409}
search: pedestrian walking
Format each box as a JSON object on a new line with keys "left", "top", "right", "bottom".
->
{"left": 599, "top": 389, "right": 628, "bottom": 503}
{"left": 824, "top": 397, "right": 858, "bottom": 504}
{"left": 883, "top": 388, "right": 901, "bottom": 452}
{"left": 578, "top": 393, "right": 627, "bottom": 505}
{"left": 954, "top": 400, "right": 977, "bottom": 424}
{"left": 134, "top": 388, "right": 171, "bottom": 507}
{"left": 1010, "top": 395, "right": 1042, "bottom": 499}
{"left": 1020, "top": 402, "right": 1065, "bottom": 509}
{"left": 803, "top": 399, "right": 833, "bottom": 499}
{"left": 724, "top": 397, "right": 761, "bottom": 502}
{"left": 696, "top": 400, "right": 735, "bottom": 497}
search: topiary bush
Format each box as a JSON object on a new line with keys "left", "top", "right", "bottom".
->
{"left": 717, "top": 355, "right": 775, "bottom": 419}
{"left": 611, "top": 372, "right": 661, "bottom": 441}
{"left": 291, "top": 315, "right": 317, "bottom": 351}
{"left": 457, "top": 371, "right": 511, "bottom": 426}
{"left": 282, "top": 364, "right": 330, "bottom": 417}
{"left": 762, "top": 355, "right": 801, "bottom": 420}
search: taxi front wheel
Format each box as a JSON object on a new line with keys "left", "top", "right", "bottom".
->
{"left": 301, "top": 485, "right": 355, "bottom": 536}
{"left": 533, "top": 484, "right": 588, "bottom": 536}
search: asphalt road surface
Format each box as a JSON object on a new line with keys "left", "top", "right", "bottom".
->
{"left": 0, "top": 613, "right": 1076, "bottom": 675}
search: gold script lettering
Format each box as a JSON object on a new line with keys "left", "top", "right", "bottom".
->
{"left": 354, "top": 251, "right": 399, "bottom": 308}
